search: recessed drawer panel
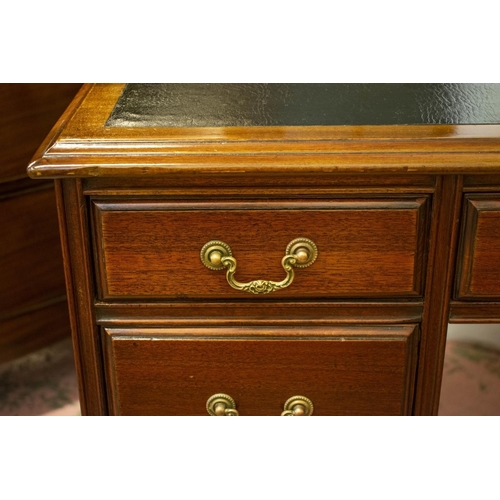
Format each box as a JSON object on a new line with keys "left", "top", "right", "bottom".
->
{"left": 102, "top": 325, "right": 419, "bottom": 416}
{"left": 92, "top": 198, "right": 429, "bottom": 300}
{"left": 456, "top": 195, "right": 500, "bottom": 300}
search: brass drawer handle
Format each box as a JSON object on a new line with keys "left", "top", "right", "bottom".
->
{"left": 281, "top": 395, "right": 314, "bottom": 416}
{"left": 206, "top": 393, "right": 239, "bottom": 416}
{"left": 201, "top": 238, "right": 318, "bottom": 295}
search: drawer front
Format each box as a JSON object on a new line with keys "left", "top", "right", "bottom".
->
{"left": 102, "top": 325, "right": 419, "bottom": 416}
{"left": 1, "top": 187, "right": 66, "bottom": 315}
{"left": 456, "top": 195, "right": 500, "bottom": 300}
{"left": 93, "top": 198, "right": 429, "bottom": 300}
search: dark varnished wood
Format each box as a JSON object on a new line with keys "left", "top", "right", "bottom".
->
{"left": 95, "top": 301, "right": 424, "bottom": 326}
{"left": 414, "top": 176, "right": 463, "bottom": 415}
{"left": 0, "top": 184, "right": 70, "bottom": 362}
{"left": 83, "top": 174, "right": 437, "bottom": 194}
{"left": 27, "top": 85, "right": 500, "bottom": 179}
{"left": 0, "top": 84, "right": 81, "bottom": 361}
{"left": 455, "top": 195, "right": 500, "bottom": 300}
{"left": 92, "top": 197, "right": 429, "bottom": 300}
{"left": 102, "top": 325, "right": 419, "bottom": 416}
{"left": 55, "top": 179, "right": 107, "bottom": 415}
{"left": 449, "top": 301, "right": 500, "bottom": 323}
{"left": 0, "top": 187, "right": 66, "bottom": 315}
{"left": 463, "top": 174, "right": 500, "bottom": 191}
{"left": 29, "top": 84, "right": 500, "bottom": 416}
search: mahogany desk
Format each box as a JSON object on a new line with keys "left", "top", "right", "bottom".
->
{"left": 29, "top": 84, "right": 500, "bottom": 415}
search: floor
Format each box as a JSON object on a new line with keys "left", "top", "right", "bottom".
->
{"left": 0, "top": 338, "right": 80, "bottom": 416}
{"left": 1, "top": 327, "right": 499, "bottom": 416}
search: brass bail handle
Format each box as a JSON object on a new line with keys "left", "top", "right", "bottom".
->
{"left": 206, "top": 394, "right": 239, "bottom": 416}
{"left": 200, "top": 238, "right": 318, "bottom": 295}
{"left": 281, "top": 396, "right": 314, "bottom": 416}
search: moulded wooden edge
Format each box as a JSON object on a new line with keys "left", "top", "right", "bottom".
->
{"left": 27, "top": 152, "right": 500, "bottom": 179}
{"left": 449, "top": 301, "right": 500, "bottom": 322}
{"left": 102, "top": 324, "right": 419, "bottom": 340}
{"left": 94, "top": 301, "right": 424, "bottom": 326}
{"left": 52, "top": 84, "right": 500, "bottom": 144}
{"left": 25, "top": 84, "right": 500, "bottom": 179}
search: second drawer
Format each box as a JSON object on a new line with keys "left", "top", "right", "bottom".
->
{"left": 102, "top": 325, "right": 419, "bottom": 416}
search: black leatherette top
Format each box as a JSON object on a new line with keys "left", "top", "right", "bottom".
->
{"left": 106, "top": 84, "right": 500, "bottom": 128}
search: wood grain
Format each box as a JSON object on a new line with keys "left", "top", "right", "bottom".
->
{"left": 449, "top": 301, "right": 500, "bottom": 323}
{"left": 413, "top": 175, "right": 463, "bottom": 415}
{"left": 55, "top": 179, "right": 107, "bottom": 415}
{"left": 33, "top": 85, "right": 500, "bottom": 416}
{"left": 83, "top": 174, "right": 436, "bottom": 193}
{"left": 92, "top": 198, "right": 429, "bottom": 300}
{"left": 103, "top": 325, "right": 419, "bottom": 416}
{"left": 455, "top": 195, "right": 500, "bottom": 299}
{"left": 27, "top": 85, "right": 500, "bottom": 179}
{"left": 464, "top": 174, "right": 500, "bottom": 191}
{"left": 95, "top": 301, "right": 424, "bottom": 326}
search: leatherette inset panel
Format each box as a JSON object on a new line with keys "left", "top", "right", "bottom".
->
{"left": 107, "top": 84, "right": 500, "bottom": 128}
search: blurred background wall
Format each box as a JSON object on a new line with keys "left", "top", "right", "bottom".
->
{"left": 0, "top": 84, "right": 81, "bottom": 362}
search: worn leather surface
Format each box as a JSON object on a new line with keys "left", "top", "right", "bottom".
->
{"left": 106, "top": 84, "right": 500, "bottom": 127}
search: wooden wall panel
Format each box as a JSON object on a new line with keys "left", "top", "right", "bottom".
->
{"left": 0, "top": 84, "right": 81, "bottom": 362}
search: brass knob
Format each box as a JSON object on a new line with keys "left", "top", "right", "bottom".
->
{"left": 294, "top": 248, "right": 310, "bottom": 264}
{"left": 206, "top": 393, "right": 239, "bottom": 416}
{"left": 200, "top": 237, "right": 318, "bottom": 295}
{"left": 281, "top": 395, "right": 314, "bottom": 416}
{"left": 208, "top": 250, "right": 222, "bottom": 267}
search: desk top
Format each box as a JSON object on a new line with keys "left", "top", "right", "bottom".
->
{"left": 107, "top": 84, "right": 500, "bottom": 128}
{"left": 28, "top": 84, "right": 500, "bottom": 178}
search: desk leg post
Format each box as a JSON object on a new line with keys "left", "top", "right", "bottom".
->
{"left": 414, "top": 175, "right": 463, "bottom": 415}
{"left": 55, "top": 179, "right": 108, "bottom": 416}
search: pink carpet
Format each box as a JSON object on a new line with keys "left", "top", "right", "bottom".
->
{"left": 0, "top": 338, "right": 499, "bottom": 416}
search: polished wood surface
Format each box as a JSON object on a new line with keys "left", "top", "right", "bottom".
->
{"left": 92, "top": 197, "right": 429, "bottom": 300}
{"left": 456, "top": 195, "right": 500, "bottom": 299}
{"left": 55, "top": 180, "right": 107, "bottom": 415}
{"left": 27, "top": 84, "right": 500, "bottom": 179}
{"left": 103, "top": 325, "right": 418, "bottom": 416}
{"left": 414, "top": 176, "right": 463, "bottom": 414}
{"left": 450, "top": 302, "right": 500, "bottom": 323}
{"left": 83, "top": 173, "right": 437, "bottom": 193}
{"left": 29, "top": 84, "right": 500, "bottom": 415}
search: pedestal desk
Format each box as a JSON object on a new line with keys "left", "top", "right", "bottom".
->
{"left": 29, "top": 84, "right": 500, "bottom": 416}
